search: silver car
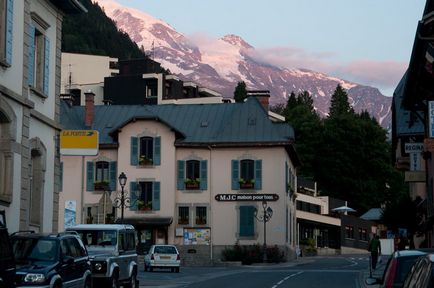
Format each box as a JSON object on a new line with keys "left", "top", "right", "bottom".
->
{"left": 144, "top": 244, "right": 181, "bottom": 273}
{"left": 67, "top": 224, "right": 138, "bottom": 288}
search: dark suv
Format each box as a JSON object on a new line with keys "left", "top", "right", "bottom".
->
{"left": 11, "top": 231, "right": 92, "bottom": 288}
{"left": 0, "top": 211, "right": 15, "bottom": 288}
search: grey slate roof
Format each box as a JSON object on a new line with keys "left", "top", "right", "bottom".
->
{"left": 360, "top": 208, "right": 383, "bottom": 221}
{"left": 60, "top": 97, "right": 295, "bottom": 147}
{"left": 393, "top": 72, "right": 424, "bottom": 136}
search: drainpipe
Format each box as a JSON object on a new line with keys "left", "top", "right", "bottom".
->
{"left": 208, "top": 145, "right": 213, "bottom": 262}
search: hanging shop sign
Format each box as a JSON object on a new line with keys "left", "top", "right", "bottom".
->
{"left": 60, "top": 130, "right": 99, "bottom": 155}
{"left": 214, "top": 194, "right": 279, "bottom": 202}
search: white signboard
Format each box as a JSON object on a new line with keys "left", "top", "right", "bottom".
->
{"left": 405, "top": 143, "right": 424, "bottom": 153}
{"left": 64, "top": 200, "right": 77, "bottom": 229}
{"left": 430, "top": 101, "right": 434, "bottom": 138}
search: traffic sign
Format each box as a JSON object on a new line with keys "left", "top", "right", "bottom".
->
{"left": 60, "top": 130, "right": 99, "bottom": 155}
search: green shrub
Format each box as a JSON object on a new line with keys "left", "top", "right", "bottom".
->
{"left": 222, "top": 243, "right": 286, "bottom": 264}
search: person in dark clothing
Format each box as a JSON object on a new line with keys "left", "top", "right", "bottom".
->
{"left": 368, "top": 235, "right": 381, "bottom": 270}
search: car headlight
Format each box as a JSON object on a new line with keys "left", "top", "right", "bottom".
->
{"left": 94, "top": 262, "right": 102, "bottom": 271}
{"left": 24, "top": 273, "right": 46, "bottom": 283}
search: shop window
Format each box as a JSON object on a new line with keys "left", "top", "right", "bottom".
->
{"left": 178, "top": 206, "right": 189, "bottom": 225}
{"left": 345, "top": 226, "right": 354, "bottom": 239}
{"left": 195, "top": 206, "right": 207, "bottom": 225}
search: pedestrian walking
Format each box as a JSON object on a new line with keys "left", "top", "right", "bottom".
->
{"left": 368, "top": 235, "right": 381, "bottom": 270}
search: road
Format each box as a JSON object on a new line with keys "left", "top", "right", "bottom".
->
{"left": 137, "top": 254, "right": 375, "bottom": 288}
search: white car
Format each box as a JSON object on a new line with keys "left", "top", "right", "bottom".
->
{"left": 144, "top": 244, "right": 180, "bottom": 272}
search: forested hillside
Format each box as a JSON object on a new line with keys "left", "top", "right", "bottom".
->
{"left": 62, "top": 0, "right": 147, "bottom": 59}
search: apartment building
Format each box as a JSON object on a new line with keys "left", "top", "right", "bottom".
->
{"left": 0, "top": 0, "right": 85, "bottom": 233}
{"left": 59, "top": 94, "right": 299, "bottom": 263}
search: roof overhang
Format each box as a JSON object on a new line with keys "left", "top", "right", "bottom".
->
{"left": 50, "top": 0, "right": 87, "bottom": 14}
{"left": 115, "top": 217, "right": 173, "bottom": 227}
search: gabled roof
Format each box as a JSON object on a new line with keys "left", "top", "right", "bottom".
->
{"left": 60, "top": 97, "right": 295, "bottom": 148}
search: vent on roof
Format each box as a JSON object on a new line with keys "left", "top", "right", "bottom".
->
{"left": 106, "top": 123, "right": 113, "bottom": 128}
{"left": 201, "top": 121, "right": 208, "bottom": 127}
{"left": 248, "top": 117, "right": 256, "bottom": 126}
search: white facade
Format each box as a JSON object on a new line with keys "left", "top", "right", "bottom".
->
{"left": 0, "top": 0, "right": 85, "bottom": 233}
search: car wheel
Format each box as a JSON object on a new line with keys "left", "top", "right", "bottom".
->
{"left": 84, "top": 277, "right": 91, "bottom": 288}
{"left": 53, "top": 281, "right": 62, "bottom": 288}
{"left": 175, "top": 267, "right": 180, "bottom": 273}
{"left": 124, "top": 270, "right": 137, "bottom": 288}
{"left": 149, "top": 266, "right": 153, "bottom": 272}
{"left": 144, "top": 263, "right": 148, "bottom": 272}
{"left": 109, "top": 273, "right": 119, "bottom": 288}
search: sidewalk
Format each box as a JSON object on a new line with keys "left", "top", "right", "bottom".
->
{"left": 359, "top": 256, "right": 387, "bottom": 288}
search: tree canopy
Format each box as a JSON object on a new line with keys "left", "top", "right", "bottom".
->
{"left": 271, "top": 86, "right": 406, "bottom": 214}
{"left": 233, "top": 81, "right": 248, "bottom": 103}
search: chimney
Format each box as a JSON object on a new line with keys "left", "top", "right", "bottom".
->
{"left": 84, "top": 90, "right": 95, "bottom": 128}
{"left": 247, "top": 90, "right": 270, "bottom": 110}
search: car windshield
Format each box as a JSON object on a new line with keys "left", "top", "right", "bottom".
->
{"left": 12, "top": 238, "right": 58, "bottom": 263}
{"left": 154, "top": 246, "right": 177, "bottom": 254}
{"left": 394, "top": 256, "right": 423, "bottom": 284}
{"left": 75, "top": 230, "right": 117, "bottom": 247}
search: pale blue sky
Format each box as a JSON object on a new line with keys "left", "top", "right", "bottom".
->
{"left": 115, "top": 0, "right": 427, "bottom": 95}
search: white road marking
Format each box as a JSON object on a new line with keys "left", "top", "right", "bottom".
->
{"left": 271, "top": 271, "right": 303, "bottom": 288}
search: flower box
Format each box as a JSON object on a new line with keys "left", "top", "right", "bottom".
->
{"left": 139, "top": 158, "right": 153, "bottom": 166}
{"left": 184, "top": 178, "right": 200, "bottom": 190}
{"left": 94, "top": 181, "right": 109, "bottom": 191}
{"left": 239, "top": 178, "right": 255, "bottom": 189}
{"left": 137, "top": 200, "right": 152, "bottom": 211}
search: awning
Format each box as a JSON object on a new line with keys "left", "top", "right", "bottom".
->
{"left": 115, "top": 217, "right": 173, "bottom": 227}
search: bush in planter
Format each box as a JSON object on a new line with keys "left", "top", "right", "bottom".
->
{"left": 266, "top": 245, "right": 286, "bottom": 263}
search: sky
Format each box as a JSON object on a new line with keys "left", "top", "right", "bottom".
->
{"left": 114, "top": 0, "right": 427, "bottom": 96}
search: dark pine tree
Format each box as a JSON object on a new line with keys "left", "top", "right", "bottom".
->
{"left": 233, "top": 81, "right": 247, "bottom": 103}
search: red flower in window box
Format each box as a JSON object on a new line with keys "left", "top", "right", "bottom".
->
{"left": 184, "top": 178, "right": 200, "bottom": 189}
{"left": 239, "top": 178, "right": 255, "bottom": 189}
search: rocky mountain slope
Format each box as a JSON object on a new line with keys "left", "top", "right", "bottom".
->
{"left": 95, "top": 0, "right": 391, "bottom": 127}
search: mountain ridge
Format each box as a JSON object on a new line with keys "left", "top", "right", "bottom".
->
{"left": 94, "top": 0, "right": 391, "bottom": 127}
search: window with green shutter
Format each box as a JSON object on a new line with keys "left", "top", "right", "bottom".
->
{"left": 131, "top": 136, "right": 161, "bottom": 166}
{"left": 136, "top": 181, "right": 160, "bottom": 211}
{"left": 232, "top": 159, "right": 262, "bottom": 190}
{"left": 178, "top": 159, "right": 207, "bottom": 190}
{"left": 28, "top": 21, "right": 50, "bottom": 96}
{"left": 239, "top": 206, "right": 255, "bottom": 237}
{"left": 1, "top": 0, "right": 13, "bottom": 66}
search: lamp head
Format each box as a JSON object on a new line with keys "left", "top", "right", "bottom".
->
{"left": 118, "top": 172, "right": 127, "bottom": 187}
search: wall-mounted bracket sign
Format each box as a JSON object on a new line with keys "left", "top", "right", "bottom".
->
{"left": 215, "top": 194, "right": 279, "bottom": 202}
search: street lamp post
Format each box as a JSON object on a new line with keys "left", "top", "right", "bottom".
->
{"left": 254, "top": 201, "right": 273, "bottom": 263}
{"left": 114, "top": 172, "right": 129, "bottom": 223}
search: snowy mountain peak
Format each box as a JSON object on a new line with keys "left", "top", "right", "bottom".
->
{"left": 221, "top": 34, "right": 253, "bottom": 49}
{"left": 94, "top": 0, "right": 391, "bottom": 128}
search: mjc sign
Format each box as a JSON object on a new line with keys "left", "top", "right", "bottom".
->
{"left": 215, "top": 194, "right": 279, "bottom": 202}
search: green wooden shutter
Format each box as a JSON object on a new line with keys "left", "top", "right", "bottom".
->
{"left": 109, "top": 161, "right": 117, "bottom": 191}
{"left": 200, "top": 160, "right": 207, "bottom": 190}
{"left": 255, "top": 160, "right": 262, "bottom": 190}
{"left": 177, "top": 160, "right": 185, "bottom": 190}
{"left": 86, "top": 162, "right": 94, "bottom": 191}
{"left": 129, "top": 182, "right": 138, "bottom": 211}
{"left": 5, "top": 0, "right": 13, "bottom": 65}
{"left": 130, "top": 137, "right": 138, "bottom": 165}
{"left": 231, "top": 160, "right": 239, "bottom": 190}
{"left": 154, "top": 136, "right": 161, "bottom": 165}
{"left": 28, "top": 25, "right": 35, "bottom": 86}
{"left": 153, "top": 182, "right": 160, "bottom": 211}
{"left": 43, "top": 36, "right": 50, "bottom": 95}
{"left": 240, "top": 206, "right": 255, "bottom": 237}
